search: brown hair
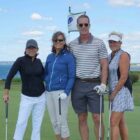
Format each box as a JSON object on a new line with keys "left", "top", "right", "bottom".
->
{"left": 51, "top": 31, "right": 68, "bottom": 53}
{"left": 77, "top": 15, "right": 90, "bottom": 24}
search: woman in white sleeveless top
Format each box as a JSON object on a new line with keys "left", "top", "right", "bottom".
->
{"left": 108, "top": 32, "right": 134, "bottom": 140}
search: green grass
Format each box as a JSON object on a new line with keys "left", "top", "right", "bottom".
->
{"left": 0, "top": 80, "right": 140, "bottom": 139}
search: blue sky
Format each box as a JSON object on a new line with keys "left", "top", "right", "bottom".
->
{"left": 0, "top": 0, "right": 140, "bottom": 63}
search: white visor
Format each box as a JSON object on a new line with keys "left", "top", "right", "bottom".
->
{"left": 108, "top": 35, "right": 121, "bottom": 42}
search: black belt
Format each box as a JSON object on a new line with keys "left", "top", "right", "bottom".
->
{"left": 76, "top": 77, "right": 100, "bottom": 82}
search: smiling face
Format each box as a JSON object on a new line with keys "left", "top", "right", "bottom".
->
{"left": 53, "top": 34, "right": 65, "bottom": 53}
{"left": 77, "top": 17, "right": 90, "bottom": 35}
{"left": 108, "top": 40, "right": 122, "bottom": 52}
{"left": 25, "top": 47, "right": 38, "bottom": 57}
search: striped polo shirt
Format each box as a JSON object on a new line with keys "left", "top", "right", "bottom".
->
{"left": 69, "top": 34, "right": 108, "bottom": 79}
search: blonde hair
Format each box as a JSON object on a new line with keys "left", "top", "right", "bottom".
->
{"left": 109, "top": 31, "right": 123, "bottom": 40}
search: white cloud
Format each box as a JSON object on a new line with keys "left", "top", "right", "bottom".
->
{"left": 44, "top": 17, "right": 53, "bottom": 21}
{"left": 131, "top": 45, "right": 140, "bottom": 49}
{"left": 22, "top": 30, "right": 44, "bottom": 36}
{"left": 125, "top": 32, "right": 140, "bottom": 41}
{"left": 45, "top": 25, "right": 58, "bottom": 32}
{"left": 70, "top": 2, "right": 91, "bottom": 11}
{"left": 31, "top": 13, "right": 42, "bottom": 20}
{"left": 108, "top": 0, "right": 140, "bottom": 7}
{"left": 82, "top": 2, "right": 91, "bottom": 9}
{"left": 31, "top": 12, "right": 53, "bottom": 21}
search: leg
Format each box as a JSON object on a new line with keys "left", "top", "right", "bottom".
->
{"left": 119, "top": 114, "right": 128, "bottom": 140}
{"left": 46, "top": 91, "right": 61, "bottom": 140}
{"left": 62, "top": 137, "right": 69, "bottom": 140}
{"left": 92, "top": 113, "right": 105, "bottom": 140}
{"left": 89, "top": 83, "right": 105, "bottom": 140}
{"left": 71, "top": 80, "right": 90, "bottom": 140}
{"left": 31, "top": 97, "right": 46, "bottom": 140}
{"left": 13, "top": 95, "right": 33, "bottom": 140}
{"left": 55, "top": 134, "right": 61, "bottom": 140}
{"left": 78, "top": 113, "right": 89, "bottom": 140}
{"left": 110, "top": 112, "right": 123, "bottom": 140}
{"left": 60, "top": 96, "right": 70, "bottom": 140}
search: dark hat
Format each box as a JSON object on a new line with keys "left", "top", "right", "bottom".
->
{"left": 26, "top": 39, "right": 38, "bottom": 49}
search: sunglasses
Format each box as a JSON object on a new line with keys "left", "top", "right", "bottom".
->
{"left": 108, "top": 40, "right": 118, "bottom": 43}
{"left": 54, "top": 39, "right": 64, "bottom": 43}
{"left": 27, "top": 46, "right": 37, "bottom": 49}
{"left": 78, "top": 23, "right": 89, "bottom": 28}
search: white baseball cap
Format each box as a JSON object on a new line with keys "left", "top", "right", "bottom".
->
{"left": 108, "top": 34, "right": 122, "bottom": 42}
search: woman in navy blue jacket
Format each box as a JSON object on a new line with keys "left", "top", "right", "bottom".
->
{"left": 45, "top": 31, "right": 76, "bottom": 140}
{"left": 3, "top": 39, "right": 45, "bottom": 140}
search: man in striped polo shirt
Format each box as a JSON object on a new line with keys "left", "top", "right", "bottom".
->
{"left": 69, "top": 15, "right": 108, "bottom": 140}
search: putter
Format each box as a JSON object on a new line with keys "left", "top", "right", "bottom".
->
{"left": 59, "top": 97, "right": 61, "bottom": 115}
{"left": 107, "top": 101, "right": 112, "bottom": 140}
{"left": 5, "top": 103, "right": 8, "bottom": 140}
{"left": 99, "top": 95, "right": 102, "bottom": 140}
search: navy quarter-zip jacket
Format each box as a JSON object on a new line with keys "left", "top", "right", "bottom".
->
{"left": 5, "top": 55, "right": 45, "bottom": 97}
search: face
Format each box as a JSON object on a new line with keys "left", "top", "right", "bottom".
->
{"left": 77, "top": 17, "right": 90, "bottom": 35}
{"left": 25, "top": 47, "right": 38, "bottom": 57}
{"left": 53, "top": 35, "right": 65, "bottom": 51}
{"left": 108, "top": 40, "right": 122, "bottom": 52}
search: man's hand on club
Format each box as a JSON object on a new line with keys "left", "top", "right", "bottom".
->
{"left": 59, "top": 92, "right": 67, "bottom": 100}
{"left": 94, "top": 83, "right": 106, "bottom": 95}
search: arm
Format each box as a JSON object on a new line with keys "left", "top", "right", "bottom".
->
{"left": 3, "top": 58, "right": 20, "bottom": 102}
{"left": 94, "top": 41, "right": 108, "bottom": 94}
{"left": 64, "top": 54, "right": 76, "bottom": 96}
{"left": 39, "top": 59, "right": 45, "bottom": 81}
{"left": 44, "top": 58, "right": 48, "bottom": 81}
{"left": 100, "top": 58, "right": 108, "bottom": 85}
{"left": 110, "top": 52, "right": 130, "bottom": 100}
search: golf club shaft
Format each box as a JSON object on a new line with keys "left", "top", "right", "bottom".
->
{"left": 99, "top": 95, "right": 102, "bottom": 140}
{"left": 5, "top": 103, "right": 8, "bottom": 119}
{"left": 5, "top": 103, "right": 8, "bottom": 140}
{"left": 107, "top": 101, "right": 112, "bottom": 140}
{"left": 6, "top": 119, "right": 8, "bottom": 140}
{"left": 59, "top": 97, "right": 61, "bottom": 115}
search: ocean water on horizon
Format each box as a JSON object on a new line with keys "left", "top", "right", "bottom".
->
{"left": 0, "top": 64, "right": 140, "bottom": 80}
{"left": 0, "top": 64, "right": 19, "bottom": 80}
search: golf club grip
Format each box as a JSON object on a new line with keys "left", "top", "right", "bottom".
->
{"left": 5, "top": 103, "right": 8, "bottom": 118}
{"left": 59, "top": 98, "right": 61, "bottom": 115}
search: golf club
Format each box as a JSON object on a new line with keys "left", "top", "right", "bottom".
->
{"left": 99, "top": 94, "right": 102, "bottom": 140}
{"left": 5, "top": 103, "right": 8, "bottom": 140}
{"left": 59, "top": 97, "right": 61, "bottom": 115}
{"left": 107, "top": 101, "right": 112, "bottom": 140}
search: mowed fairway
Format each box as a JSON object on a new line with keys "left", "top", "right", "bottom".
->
{"left": 0, "top": 80, "right": 140, "bottom": 140}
